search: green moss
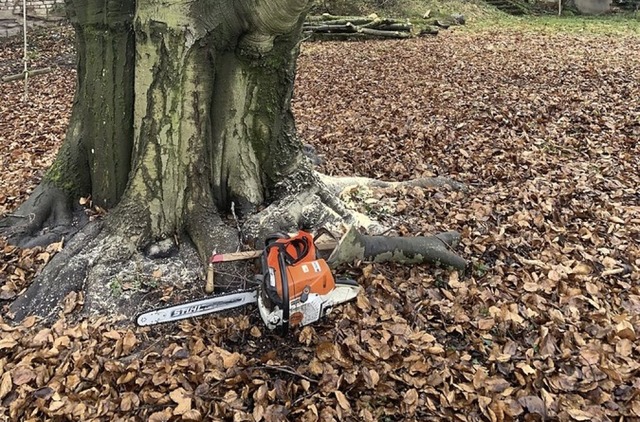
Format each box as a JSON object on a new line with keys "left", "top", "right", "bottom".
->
{"left": 44, "top": 160, "right": 77, "bottom": 193}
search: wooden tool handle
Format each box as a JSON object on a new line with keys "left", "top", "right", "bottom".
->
{"left": 205, "top": 264, "right": 215, "bottom": 294}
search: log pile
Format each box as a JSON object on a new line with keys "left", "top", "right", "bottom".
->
{"left": 303, "top": 14, "right": 441, "bottom": 41}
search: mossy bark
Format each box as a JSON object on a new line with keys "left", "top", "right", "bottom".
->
{"left": 4, "top": 0, "right": 312, "bottom": 253}
{"left": 0, "top": 0, "right": 135, "bottom": 247}
{"left": 111, "top": 0, "right": 311, "bottom": 246}
{"left": 4, "top": 0, "right": 470, "bottom": 322}
{"left": 61, "top": 0, "right": 135, "bottom": 207}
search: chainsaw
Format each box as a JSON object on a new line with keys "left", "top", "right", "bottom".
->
{"left": 136, "top": 231, "right": 361, "bottom": 334}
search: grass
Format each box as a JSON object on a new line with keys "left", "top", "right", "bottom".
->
{"left": 327, "top": 0, "right": 640, "bottom": 35}
{"left": 408, "top": 0, "right": 640, "bottom": 35}
{"left": 466, "top": 13, "right": 640, "bottom": 35}
{"left": 400, "top": 0, "right": 506, "bottom": 19}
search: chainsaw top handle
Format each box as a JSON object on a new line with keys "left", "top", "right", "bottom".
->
{"left": 265, "top": 232, "right": 312, "bottom": 265}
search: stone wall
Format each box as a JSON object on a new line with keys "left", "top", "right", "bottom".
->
{"left": 0, "top": 0, "right": 65, "bottom": 15}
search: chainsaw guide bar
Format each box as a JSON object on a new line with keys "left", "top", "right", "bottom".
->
{"left": 136, "top": 289, "right": 258, "bottom": 326}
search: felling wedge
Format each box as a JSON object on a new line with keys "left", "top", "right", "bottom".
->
{"left": 136, "top": 230, "right": 361, "bottom": 334}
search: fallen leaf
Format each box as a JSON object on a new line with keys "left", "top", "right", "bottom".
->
{"left": 12, "top": 366, "right": 36, "bottom": 386}
{"left": 170, "top": 388, "right": 192, "bottom": 415}
{"left": 122, "top": 330, "right": 137, "bottom": 355}
{"left": 0, "top": 338, "right": 17, "bottom": 350}
{"left": 0, "top": 372, "right": 12, "bottom": 399}
{"left": 517, "top": 396, "right": 546, "bottom": 417}
{"left": 335, "top": 390, "right": 350, "bottom": 410}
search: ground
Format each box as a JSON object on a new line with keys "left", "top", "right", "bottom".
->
{"left": 1, "top": 16, "right": 640, "bottom": 421}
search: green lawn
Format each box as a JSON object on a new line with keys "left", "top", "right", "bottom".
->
{"left": 467, "top": 14, "right": 640, "bottom": 35}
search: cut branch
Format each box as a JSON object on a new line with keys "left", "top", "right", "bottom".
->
{"left": 358, "top": 28, "right": 412, "bottom": 39}
{"left": 2, "top": 67, "right": 52, "bottom": 82}
{"left": 328, "top": 226, "right": 467, "bottom": 271}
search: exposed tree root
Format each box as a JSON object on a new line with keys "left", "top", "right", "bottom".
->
{"left": 186, "top": 202, "right": 242, "bottom": 262}
{"left": 243, "top": 172, "right": 468, "bottom": 269}
{"left": 241, "top": 184, "right": 385, "bottom": 245}
{"left": 317, "top": 173, "right": 468, "bottom": 196}
{"left": 0, "top": 184, "right": 87, "bottom": 248}
{"left": 4, "top": 171, "right": 468, "bottom": 323}
{"left": 8, "top": 222, "right": 103, "bottom": 322}
{"left": 328, "top": 225, "right": 468, "bottom": 270}
{"left": 7, "top": 220, "right": 205, "bottom": 323}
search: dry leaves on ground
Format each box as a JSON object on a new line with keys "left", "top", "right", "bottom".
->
{"left": 1, "top": 25, "right": 639, "bottom": 421}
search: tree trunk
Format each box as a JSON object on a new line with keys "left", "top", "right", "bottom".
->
{"left": 4, "top": 0, "right": 310, "bottom": 247}
{"left": 63, "top": 0, "right": 135, "bottom": 208}
{"left": 2, "top": 0, "right": 468, "bottom": 321}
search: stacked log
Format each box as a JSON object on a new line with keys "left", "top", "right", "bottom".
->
{"left": 303, "top": 14, "right": 440, "bottom": 41}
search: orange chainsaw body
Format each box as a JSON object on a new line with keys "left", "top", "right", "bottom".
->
{"left": 264, "top": 231, "right": 335, "bottom": 300}
{"left": 281, "top": 259, "right": 336, "bottom": 299}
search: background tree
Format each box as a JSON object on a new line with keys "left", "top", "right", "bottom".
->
{"left": 1, "top": 0, "right": 464, "bottom": 321}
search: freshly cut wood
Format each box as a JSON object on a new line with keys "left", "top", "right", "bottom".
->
{"left": 209, "top": 238, "right": 338, "bottom": 263}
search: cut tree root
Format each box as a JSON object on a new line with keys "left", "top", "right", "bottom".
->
{"left": 0, "top": 184, "right": 87, "bottom": 248}
{"left": 328, "top": 225, "right": 467, "bottom": 270}
{"left": 317, "top": 173, "right": 468, "bottom": 196}
{"left": 241, "top": 185, "right": 385, "bottom": 246}
{"left": 243, "top": 173, "right": 468, "bottom": 270}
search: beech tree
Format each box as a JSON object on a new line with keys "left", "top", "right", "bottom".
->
{"left": 1, "top": 0, "right": 466, "bottom": 321}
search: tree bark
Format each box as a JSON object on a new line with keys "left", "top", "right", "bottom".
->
{"left": 328, "top": 226, "right": 468, "bottom": 271}
{"left": 2, "top": 0, "right": 468, "bottom": 321}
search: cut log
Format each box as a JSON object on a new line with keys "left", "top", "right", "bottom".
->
{"left": 328, "top": 226, "right": 467, "bottom": 271}
{"left": 303, "top": 13, "right": 458, "bottom": 41}
{"left": 303, "top": 23, "right": 357, "bottom": 33}
{"left": 358, "top": 28, "right": 412, "bottom": 39}
{"left": 305, "top": 14, "right": 368, "bottom": 22}
{"left": 303, "top": 32, "right": 371, "bottom": 41}
{"left": 374, "top": 23, "right": 414, "bottom": 32}
{"left": 420, "top": 27, "right": 439, "bottom": 36}
{"left": 303, "top": 18, "right": 373, "bottom": 26}
{"left": 434, "top": 20, "right": 450, "bottom": 29}
{"left": 304, "top": 14, "right": 418, "bottom": 41}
